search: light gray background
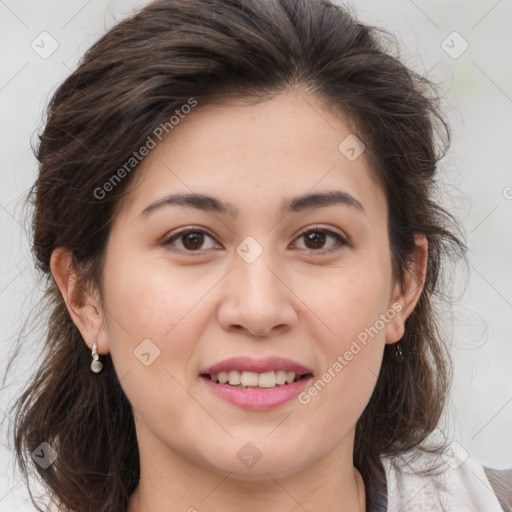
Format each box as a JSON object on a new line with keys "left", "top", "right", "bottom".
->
{"left": 1, "top": 0, "right": 511, "bottom": 510}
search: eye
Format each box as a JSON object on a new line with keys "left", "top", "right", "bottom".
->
{"left": 292, "top": 226, "right": 348, "bottom": 255}
{"left": 160, "top": 225, "right": 348, "bottom": 256}
{"left": 160, "top": 227, "right": 220, "bottom": 255}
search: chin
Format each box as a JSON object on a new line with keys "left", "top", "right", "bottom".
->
{"left": 200, "top": 445, "right": 310, "bottom": 481}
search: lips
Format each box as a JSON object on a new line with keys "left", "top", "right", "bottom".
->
{"left": 200, "top": 356, "right": 313, "bottom": 376}
{"left": 199, "top": 360, "right": 314, "bottom": 410}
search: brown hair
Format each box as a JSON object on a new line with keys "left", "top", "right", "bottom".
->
{"left": 6, "top": 0, "right": 467, "bottom": 510}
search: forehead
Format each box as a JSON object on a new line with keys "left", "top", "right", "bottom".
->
{"left": 114, "top": 90, "right": 387, "bottom": 223}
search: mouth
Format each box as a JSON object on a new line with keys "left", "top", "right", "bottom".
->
{"left": 199, "top": 356, "right": 314, "bottom": 390}
{"left": 199, "top": 368, "right": 314, "bottom": 410}
{"left": 199, "top": 370, "right": 313, "bottom": 389}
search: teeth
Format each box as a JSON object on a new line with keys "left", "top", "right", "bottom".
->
{"left": 241, "top": 371, "right": 259, "bottom": 386}
{"left": 207, "top": 370, "right": 303, "bottom": 388}
{"left": 276, "top": 370, "right": 287, "bottom": 385}
{"left": 228, "top": 370, "right": 241, "bottom": 386}
{"left": 258, "top": 371, "right": 277, "bottom": 388}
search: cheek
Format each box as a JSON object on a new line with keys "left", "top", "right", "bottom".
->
{"left": 297, "top": 261, "right": 391, "bottom": 416}
{"left": 300, "top": 282, "right": 387, "bottom": 442}
{"left": 105, "top": 248, "right": 212, "bottom": 326}
{"left": 308, "top": 346, "right": 382, "bottom": 446}
{"left": 306, "top": 262, "right": 392, "bottom": 350}
{"left": 99, "top": 257, "right": 216, "bottom": 431}
{"left": 100, "top": 251, "right": 220, "bottom": 377}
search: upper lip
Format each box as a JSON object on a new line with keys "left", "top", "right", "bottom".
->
{"left": 200, "top": 356, "right": 313, "bottom": 376}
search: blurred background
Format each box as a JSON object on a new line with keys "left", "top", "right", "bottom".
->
{"left": 1, "top": 0, "right": 511, "bottom": 509}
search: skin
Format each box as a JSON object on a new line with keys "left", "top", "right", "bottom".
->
{"left": 51, "top": 89, "right": 427, "bottom": 512}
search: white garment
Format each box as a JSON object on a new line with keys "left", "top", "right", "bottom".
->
{"left": 382, "top": 447, "right": 505, "bottom": 511}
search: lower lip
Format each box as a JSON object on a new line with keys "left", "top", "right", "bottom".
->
{"left": 200, "top": 375, "right": 313, "bottom": 410}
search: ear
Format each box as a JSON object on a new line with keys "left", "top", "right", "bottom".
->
{"left": 50, "top": 246, "right": 109, "bottom": 354}
{"left": 385, "top": 234, "right": 428, "bottom": 344}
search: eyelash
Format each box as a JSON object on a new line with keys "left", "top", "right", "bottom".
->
{"left": 160, "top": 225, "right": 348, "bottom": 257}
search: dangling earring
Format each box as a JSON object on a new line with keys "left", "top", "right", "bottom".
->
{"left": 395, "top": 341, "right": 405, "bottom": 361}
{"left": 90, "top": 341, "right": 103, "bottom": 373}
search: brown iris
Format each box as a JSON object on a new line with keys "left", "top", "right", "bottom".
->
{"left": 181, "top": 231, "right": 205, "bottom": 250}
{"left": 304, "top": 231, "right": 326, "bottom": 250}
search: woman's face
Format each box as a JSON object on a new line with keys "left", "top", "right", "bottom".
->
{"left": 92, "top": 90, "right": 423, "bottom": 479}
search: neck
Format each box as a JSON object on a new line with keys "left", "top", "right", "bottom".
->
{"left": 127, "top": 428, "right": 366, "bottom": 512}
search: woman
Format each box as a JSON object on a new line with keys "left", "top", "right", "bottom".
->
{"left": 9, "top": 0, "right": 509, "bottom": 510}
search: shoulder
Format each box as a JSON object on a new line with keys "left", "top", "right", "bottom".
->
{"left": 484, "top": 467, "right": 512, "bottom": 512}
{"left": 381, "top": 445, "right": 506, "bottom": 511}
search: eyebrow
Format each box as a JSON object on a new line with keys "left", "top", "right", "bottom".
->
{"left": 138, "top": 190, "right": 365, "bottom": 218}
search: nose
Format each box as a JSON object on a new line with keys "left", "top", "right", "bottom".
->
{"left": 216, "top": 247, "right": 299, "bottom": 337}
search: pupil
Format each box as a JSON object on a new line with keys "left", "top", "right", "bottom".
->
{"left": 183, "top": 232, "right": 203, "bottom": 250}
{"left": 306, "top": 231, "right": 325, "bottom": 249}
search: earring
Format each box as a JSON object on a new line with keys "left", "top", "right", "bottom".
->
{"left": 395, "top": 341, "right": 405, "bottom": 361}
{"left": 90, "top": 341, "right": 103, "bottom": 373}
